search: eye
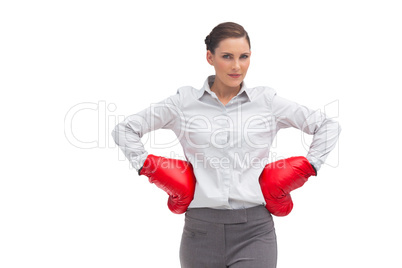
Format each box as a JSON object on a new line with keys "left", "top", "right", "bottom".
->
{"left": 222, "top": 54, "right": 231, "bottom": 59}
{"left": 240, "top": 55, "right": 249, "bottom": 59}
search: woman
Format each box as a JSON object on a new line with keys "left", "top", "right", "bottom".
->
{"left": 112, "top": 22, "right": 341, "bottom": 268}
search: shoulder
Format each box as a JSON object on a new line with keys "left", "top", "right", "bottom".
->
{"left": 247, "top": 85, "right": 277, "bottom": 102}
{"left": 160, "top": 85, "right": 195, "bottom": 102}
{"left": 155, "top": 85, "right": 199, "bottom": 110}
{"left": 176, "top": 85, "right": 199, "bottom": 97}
{"left": 174, "top": 85, "right": 204, "bottom": 104}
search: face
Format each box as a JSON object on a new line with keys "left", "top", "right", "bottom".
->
{"left": 206, "top": 37, "right": 251, "bottom": 90}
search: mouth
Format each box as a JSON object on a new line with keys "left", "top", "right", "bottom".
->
{"left": 228, "top": 74, "right": 242, "bottom": 79}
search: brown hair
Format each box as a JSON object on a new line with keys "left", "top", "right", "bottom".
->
{"left": 205, "top": 22, "right": 251, "bottom": 54}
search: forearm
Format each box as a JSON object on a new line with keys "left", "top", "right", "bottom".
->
{"left": 111, "top": 115, "right": 149, "bottom": 171}
{"left": 306, "top": 115, "right": 341, "bottom": 171}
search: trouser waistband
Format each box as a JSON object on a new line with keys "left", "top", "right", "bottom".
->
{"left": 185, "top": 205, "right": 271, "bottom": 224}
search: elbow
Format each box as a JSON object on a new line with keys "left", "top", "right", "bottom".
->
{"left": 330, "top": 120, "right": 342, "bottom": 143}
{"left": 110, "top": 123, "right": 120, "bottom": 144}
{"left": 327, "top": 117, "right": 341, "bottom": 135}
{"left": 336, "top": 121, "right": 342, "bottom": 135}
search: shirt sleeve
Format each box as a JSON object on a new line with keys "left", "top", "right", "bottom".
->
{"left": 111, "top": 92, "right": 182, "bottom": 171}
{"left": 271, "top": 93, "right": 341, "bottom": 171}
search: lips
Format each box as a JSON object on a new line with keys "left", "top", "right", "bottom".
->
{"left": 228, "top": 74, "right": 241, "bottom": 78}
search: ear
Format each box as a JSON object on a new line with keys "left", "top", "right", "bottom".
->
{"left": 206, "top": 50, "right": 214, "bottom": 66}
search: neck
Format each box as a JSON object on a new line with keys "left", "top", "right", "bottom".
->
{"left": 210, "top": 77, "right": 241, "bottom": 100}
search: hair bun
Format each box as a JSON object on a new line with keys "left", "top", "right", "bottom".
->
{"left": 205, "top": 35, "right": 211, "bottom": 45}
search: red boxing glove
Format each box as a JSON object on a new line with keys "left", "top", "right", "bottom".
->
{"left": 259, "top": 156, "right": 316, "bottom": 216}
{"left": 139, "top": 154, "right": 196, "bottom": 214}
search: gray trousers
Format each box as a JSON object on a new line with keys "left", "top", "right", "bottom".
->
{"left": 179, "top": 205, "right": 277, "bottom": 268}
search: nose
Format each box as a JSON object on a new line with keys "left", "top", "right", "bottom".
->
{"left": 232, "top": 59, "right": 240, "bottom": 70}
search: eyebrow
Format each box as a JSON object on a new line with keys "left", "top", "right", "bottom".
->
{"left": 220, "top": 52, "right": 251, "bottom": 56}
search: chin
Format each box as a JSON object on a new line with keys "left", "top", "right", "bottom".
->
{"left": 226, "top": 80, "right": 243, "bottom": 88}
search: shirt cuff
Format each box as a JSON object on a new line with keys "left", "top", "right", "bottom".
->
{"left": 130, "top": 152, "right": 148, "bottom": 173}
{"left": 306, "top": 155, "right": 321, "bottom": 173}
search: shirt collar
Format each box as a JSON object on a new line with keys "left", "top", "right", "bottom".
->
{"left": 197, "top": 75, "right": 252, "bottom": 102}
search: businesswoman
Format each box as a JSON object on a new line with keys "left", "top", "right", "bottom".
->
{"left": 112, "top": 22, "right": 341, "bottom": 268}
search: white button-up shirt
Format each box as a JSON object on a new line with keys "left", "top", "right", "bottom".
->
{"left": 112, "top": 75, "right": 341, "bottom": 209}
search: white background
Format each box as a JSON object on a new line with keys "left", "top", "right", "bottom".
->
{"left": 1, "top": 0, "right": 401, "bottom": 267}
